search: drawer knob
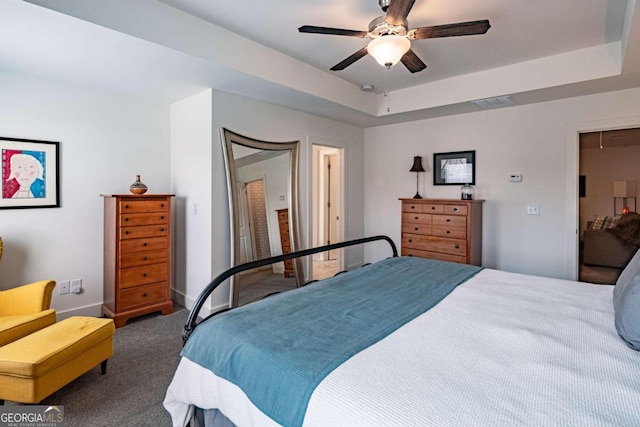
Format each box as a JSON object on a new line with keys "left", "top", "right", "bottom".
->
{"left": 161, "top": 228, "right": 165, "bottom": 232}
{"left": 143, "top": 293, "right": 148, "bottom": 297}
{"left": 143, "top": 242, "right": 148, "bottom": 247}
{"left": 410, "top": 206, "right": 415, "bottom": 210}
{"left": 143, "top": 256, "right": 148, "bottom": 260}
{"left": 125, "top": 218, "right": 129, "bottom": 222}
{"left": 414, "top": 216, "right": 419, "bottom": 220}
{"left": 161, "top": 216, "right": 165, "bottom": 220}
{"left": 125, "top": 231, "right": 129, "bottom": 235}
{"left": 446, "top": 230, "right": 451, "bottom": 234}
{"left": 125, "top": 204, "right": 130, "bottom": 209}
{"left": 143, "top": 273, "right": 148, "bottom": 277}
{"left": 161, "top": 203, "right": 165, "bottom": 207}
{"left": 408, "top": 239, "right": 413, "bottom": 243}
{"left": 454, "top": 208, "right": 459, "bottom": 212}
{"left": 455, "top": 245, "right": 460, "bottom": 249}
{"left": 446, "top": 219, "right": 451, "bottom": 223}
{"left": 431, "top": 207, "right": 436, "bottom": 210}
{"left": 414, "top": 227, "right": 418, "bottom": 231}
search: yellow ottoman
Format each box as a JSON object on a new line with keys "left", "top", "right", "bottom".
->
{"left": 0, "top": 316, "right": 115, "bottom": 404}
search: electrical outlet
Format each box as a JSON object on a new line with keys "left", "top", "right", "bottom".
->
{"left": 527, "top": 204, "right": 540, "bottom": 215}
{"left": 71, "top": 279, "right": 82, "bottom": 294}
{"left": 58, "top": 280, "right": 70, "bottom": 295}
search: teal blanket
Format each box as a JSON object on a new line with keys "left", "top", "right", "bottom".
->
{"left": 182, "top": 256, "right": 482, "bottom": 427}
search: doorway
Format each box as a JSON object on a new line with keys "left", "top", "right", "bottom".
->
{"left": 237, "top": 179, "right": 272, "bottom": 264}
{"left": 245, "top": 180, "right": 271, "bottom": 261}
{"left": 577, "top": 128, "right": 640, "bottom": 283}
{"left": 565, "top": 115, "right": 640, "bottom": 280}
{"left": 312, "top": 145, "right": 343, "bottom": 280}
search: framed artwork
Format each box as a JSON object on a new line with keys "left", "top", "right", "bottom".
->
{"left": 433, "top": 150, "right": 475, "bottom": 185}
{"left": 1, "top": 137, "right": 60, "bottom": 209}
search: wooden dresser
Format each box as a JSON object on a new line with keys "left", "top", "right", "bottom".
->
{"left": 400, "top": 198, "right": 483, "bottom": 266}
{"left": 276, "top": 208, "right": 294, "bottom": 277}
{"left": 102, "top": 194, "right": 174, "bottom": 327}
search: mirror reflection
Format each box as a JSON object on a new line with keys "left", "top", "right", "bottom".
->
{"left": 222, "top": 129, "right": 302, "bottom": 307}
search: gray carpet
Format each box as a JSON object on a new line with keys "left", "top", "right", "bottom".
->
{"left": 7, "top": 306, "right": 189, "bottom": 426}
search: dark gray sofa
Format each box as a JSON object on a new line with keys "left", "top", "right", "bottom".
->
{"left": 580, "top": 229, "right": 637, "bottom": 284}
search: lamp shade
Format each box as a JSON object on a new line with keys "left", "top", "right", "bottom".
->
{"left": 613, "top": 181, "right": 637, "bottom": 198}
{"left": 367, "top": 35, "right": 411, "bottom": 68}
{"left": 410, "top": 156, "right": 425, "bottom": 172}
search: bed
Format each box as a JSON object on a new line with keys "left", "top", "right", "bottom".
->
{"left": 165, "top": 236, "right": 640, "bottom": 427}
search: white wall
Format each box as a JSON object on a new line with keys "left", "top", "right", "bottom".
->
{"left": 0, "top": 71, "right": 170, "bottom": 317}
{"left": 364, "top": 87, "right": 640, "bottom": 279}
{"left": 169, "top": 90, "right": 214, "bottom": 312}
{"left": 171, "top": 89, "right": 364, "bottom": 314}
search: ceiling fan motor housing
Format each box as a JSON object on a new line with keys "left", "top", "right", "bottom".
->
{"left": 368, "top": 15, "right": 408, "bottom": 37}
{"left": 378, "top": 0, "right": 390, "bottom": 12}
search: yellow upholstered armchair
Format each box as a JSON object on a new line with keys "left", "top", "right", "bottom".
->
{"left": 0, "top": 280, "right": 56, "bottom": 346}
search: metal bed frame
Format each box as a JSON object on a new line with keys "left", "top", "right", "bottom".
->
{"left": 183, "top": 235, "right": 398, "bottom": 343}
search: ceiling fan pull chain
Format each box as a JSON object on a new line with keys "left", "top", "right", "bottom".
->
{"left": 384, "top": 66, "right": 391, "bottom": 113}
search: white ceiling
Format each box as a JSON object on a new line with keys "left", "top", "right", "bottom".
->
{"left": 158, "top": 0, "right": 627, "bottom": 92}
{"left": 4, "top": 0, "right": 640, "bottom": 127}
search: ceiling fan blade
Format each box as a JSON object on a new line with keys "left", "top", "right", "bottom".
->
{"left": 400, "top": 49, "right": 427, "bottom": 73}
{"left": 298, "top": 25, "right": 368, "bottom": 37}
{"left": 411, "top": 20, "right": 491, "bottom": 39}
{"left": 330, "top": 47, "right": 369, "bottom": 71}
{"left": 385, "top": 0, "right": 416, "bottom": 26}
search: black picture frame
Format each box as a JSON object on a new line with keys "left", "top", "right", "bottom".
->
{"left": 433, "top": 150, "right": 475, "bottom": 185}
{"left": 1, "top": 136, "right": 60, "bottom": 209}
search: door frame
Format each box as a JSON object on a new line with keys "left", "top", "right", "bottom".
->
{"left": 564, "top": 114, "right": 640, "bottom": 280}
{"left": 323, "top": 153, "right": 340, "bottom": 260}
{"left": 310, "top": 142, "right": 345, "bottom": 278}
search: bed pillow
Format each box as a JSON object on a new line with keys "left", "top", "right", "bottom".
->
{"left": 613, "top": 248, "right": 640, "bottom": 350}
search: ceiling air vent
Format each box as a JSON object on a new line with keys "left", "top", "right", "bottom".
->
{"left": 471, "top": 96, "right": 513, "bottom": 110}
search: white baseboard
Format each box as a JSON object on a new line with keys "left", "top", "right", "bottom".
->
{"left": 56, "top": 303, "right": 103, "bottom": 320}
{"left": 171, "top": 288, "right": 191, "bottom": 310}
{"left": 346, "top": 262, "right": 364, "bottom": 271}
{"left": 171, "top": 288, "right": 228, "bottom": 318}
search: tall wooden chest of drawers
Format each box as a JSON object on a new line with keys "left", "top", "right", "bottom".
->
{"left": 400, "top": 198, "right": 483, "bottom": 266}
{"left": 276, "top": 208, "right": 294, "bottom": 278}
{"left": 102, "top": 194, "right": 174, "bottom": 327}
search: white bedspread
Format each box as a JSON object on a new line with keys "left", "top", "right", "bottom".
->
{"left": 165, "top": 268, "right": 640, "bottom": 426}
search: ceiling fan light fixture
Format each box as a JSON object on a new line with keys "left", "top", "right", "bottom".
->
{"left": 367, "top": 35, "right": 411, "bottom": 68}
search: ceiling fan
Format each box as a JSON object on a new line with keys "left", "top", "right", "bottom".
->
{"left": 298, "top": 0, "right": 490, "bottom": 73}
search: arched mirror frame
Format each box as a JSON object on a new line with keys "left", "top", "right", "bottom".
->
{"left": 221, "top": 128, "right": 303, "bottom": 308}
